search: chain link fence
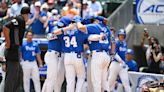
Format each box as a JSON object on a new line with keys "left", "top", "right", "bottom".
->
{"left": 108, "top": 0, "right": 133, "bottom": 31}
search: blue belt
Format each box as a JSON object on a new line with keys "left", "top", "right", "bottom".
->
{"left": 65, "top": 51, "right": 81, "bottom": 54}
{"left": 92, "top": 49, "right": 107, "bottom": 52}
{"left": 48, "top": 49, "right": 60, "bottom": 54}
{"left": 23, "top": 60, "right": 34, "bottom": 62}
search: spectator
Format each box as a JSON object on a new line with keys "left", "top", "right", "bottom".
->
{"left": 0, "top": 1, "right": 10, "bottom": 20}
{"left": 87, "top": 0, "right": 103, "bottom": 16}
{"left": 56, "top": 0, "right": 67, "bottom": 10}
{"left": 125, "top": 49, "right": 138, "bottom": 72}
{"left": 0, "top": 1, "right": 10, "bottom": 37}
{"left": 10, "top": 0, "right": 28, "bottom": 17}
{"left": 82, "top": 0, "right": 89, "bottom": 18}
{"left": 141, "top": 28, "right": 154, "bottom": 67}
{"left": 20, "top": 31, "right": 43, "bottom": 92}
{"left": 110, "top": 27, "right": 116, "bottom": 36}
{"left": 30, "top": 0, "right": 37, "bottom": 14}
{"left": 27, "top": 1, "right": 47, "bottom": 36}
{"left": 61, "top": 1, "right": 79, "bottom": 18}
{"left": 41, "top": 3, "right": 49, "bottom": 14}
{"left": 47, "top": 0, "right": 55, "bottom": 12}
{"left": 146, "top": 38, "right": 162, "bottom": 74}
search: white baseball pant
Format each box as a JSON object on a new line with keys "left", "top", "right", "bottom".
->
{"left": 57, "top": 53, "right": 65, "bottom": 91}
{"left": 87, "top": 57, "right": 93, "bottom": 92}
{"left": 91, "top": 51, "right": 110, "bottom": 92}
{"left": 21, "top": 61, "right": 41, "bottom": 92}
{"left": 64, "top": 52, "right": 85, "bottom": 92}
{"left": 108, "top": 61, "right": 131, "bottom": 92}
{"left": 42, "top": 50, "right": 59, "bottom": 92}
{"left": 0, "top": 68, "right": 5, "bottom": 92}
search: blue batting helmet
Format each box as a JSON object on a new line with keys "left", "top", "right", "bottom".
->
{"left": 126, "top": 49, "right": 134, "bottom": 55}
{"left": 118, "top": 29, "right": 126, "bottom": 38}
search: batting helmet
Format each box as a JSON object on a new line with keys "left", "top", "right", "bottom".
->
{"left": 118, "top": 29, "right": 126, "bottom": 38}
{"left": 126, "top": 49, "right": 134, "bottom": 55}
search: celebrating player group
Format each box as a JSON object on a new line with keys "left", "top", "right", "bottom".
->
{"left": 41, "top": 15, "right": 132, "bottom": 92}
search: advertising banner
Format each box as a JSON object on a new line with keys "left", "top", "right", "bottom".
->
{"left": 136, "top": 0, "right": 164, "bottom": 24}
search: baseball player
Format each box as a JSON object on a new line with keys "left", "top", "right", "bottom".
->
{"left": 108, "top": 29, "right": 131, "bottom": 92}
{"left": 114, "top": 49, "right": 138, "bottom": 92}
{"left": 20, "top": 31, "right": 43, "bottom": 92}
{"left": 52, "top": 15, "right": 106, "bottom": 92}
{"left": 41, "top": 14, "right": 62, "bottom": 92}
{"left": 78, "top": 16, "right": 115, "bottom": 92}
{"left": 125, "top": 49, "right": 138, "bottom": 72}
{"left": 0, "top": 42, "right": 6, "bottom": 92}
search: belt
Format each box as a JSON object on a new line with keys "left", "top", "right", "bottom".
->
{"left": 48, "top": 49, "right": 60, "bottom": 54}
{"left": 23, "top": 60, "right": 35, "bottom": 62}
{"left": 92, "top": 50, "right": 107, "bottom": 53}
{"left": 65, "top": 51, "right": 81, "bottom": 54}
{"left": 65, "top": 52, "right": 82, "bottom": 58}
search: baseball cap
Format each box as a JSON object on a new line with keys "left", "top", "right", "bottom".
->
{"left": 83, "top": 0, "right": 88, "bottom": 4}
{"left": 58, "top": 16, "right": 72, "bottom": 27}
{"left": 126, "top": 49, "right": 134, "bottom": 55}
{"left": 35, "top": 1, "right": 41, "bottom": 7}
{"left": 41, "top": 3, "right": 49, "bottom": 10}
{"left": 72, "top": 15, "right": 83, "bottom": 23}
{"left": 21, "top": 7, "right": 31, "bottom": 14}
{"left": 48, "top": 0, "right": 54, "bottom": 4}
{"left": 51, "top": 9, "right": 58, "bottom": 15}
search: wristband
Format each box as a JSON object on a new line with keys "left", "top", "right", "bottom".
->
{"left": 61, "top": 28, "right": 64, "bottom": 34}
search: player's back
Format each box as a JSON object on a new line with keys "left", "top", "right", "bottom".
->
{"left": 86, "top": 23, "right": 111, "bottom": 51}
{"left": 58, "top": 29, "right": 88, "bottom": 53}
{"left": 47, "top": 19, "right": 61, "bottom": 52}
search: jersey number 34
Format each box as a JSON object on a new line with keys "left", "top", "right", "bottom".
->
{"left": 63, "top": 36, "right": 77, "bottom": 47}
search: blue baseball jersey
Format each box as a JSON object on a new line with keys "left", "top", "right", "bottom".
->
{"left": 86, "top": 23, "right": 111, "bottom": 51}
{"left": 58, "top": 29, "right": 88, "bottom": 53}
{"left": 115, "top": 39, "right": 127, "bottom": 61}
{"left": 47, "top": 19, "right": 61, "bottom": 52}
{"left": 126, "top": 60, "right": 138, "bottom": 72}
{"left": 21, "top": 41, "right": 41, "bottom": 61}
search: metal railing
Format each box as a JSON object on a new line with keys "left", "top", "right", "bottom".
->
{"left": 108, "top": 0, "right": 133, "bottom": 31}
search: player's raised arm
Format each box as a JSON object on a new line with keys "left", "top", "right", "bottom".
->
{"left": 52, "top": 23, "right": 75, "bottom": 35}
{"left": 88, "top": 34, "right": 105, "bottom": 41}
{"left": 77, "top": 22, "right": 87, "bottom": 32}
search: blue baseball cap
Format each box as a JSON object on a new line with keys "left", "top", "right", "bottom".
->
{"left": 95, "top": 16, "right": 105, "bottom": 22}
{"left": 82, "top": 16, "right": 95, "bottom": 24}
{"left": 72, "top": 15, "right": 83, "bottom": 22}
{"left": 59, "top": 16, "right": 72, "bottom": 27}
{"left": 126, "top": 49, "right": 134, "bottom": 55}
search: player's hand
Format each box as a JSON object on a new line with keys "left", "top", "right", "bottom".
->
{"left": 2, "top": 64, "right": 6, "bottom": 72}
{"left": 110, "top": 54, "right": 115, "bottom": 61}
{"left": 39, "top": 64, "right": 43, "bottom": 70}
{"left": 68, "top": 23, "right": 75, "bottom": 30}
{"left": 5, "top": 42, "right": 10, "bottom": 49}
{"left": 100, "top": 33, "right": 105, "bottom": 40}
